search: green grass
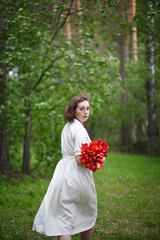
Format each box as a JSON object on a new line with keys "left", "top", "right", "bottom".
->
{"left": 0, "top": 153, "right": 160, "bottom": 240}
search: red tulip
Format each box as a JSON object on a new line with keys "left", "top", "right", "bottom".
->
{"left": 92, "top": 165, "right": 96, "bottom": 172}
{"left": 100, "top": 161, "right": 104, "bottom": 167}
{"left": 96, "top": 163, "right": 101, "bottom": 170}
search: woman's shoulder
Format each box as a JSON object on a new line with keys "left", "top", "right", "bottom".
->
{"left": 69, "top": 119, "right": 83, "bottom": 129}
{"left": 71, "top": 119, "right": 83, "bottom": 126}
{"left": 68, "top": 119, "right": 85, "bottom": 137}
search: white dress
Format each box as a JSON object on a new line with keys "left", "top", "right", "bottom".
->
{"left": 32, "top": 119, "right": 97, "bottom": 236}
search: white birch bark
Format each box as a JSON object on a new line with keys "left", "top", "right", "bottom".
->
{"left": 131, "top": 0, "right": 138, "bottom": 61}
{"left": 146, "top": 1, "right": 159, "bottom": 156}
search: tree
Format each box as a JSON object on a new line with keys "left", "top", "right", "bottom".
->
{"left": 64, "top": 15, "right": 72, "bottom": 44}
{"left": 73, "top": 0, "right": 82, "bottom": 43}
{"left": 119, "top": 0, "right": 128, "bottom": 152}
{"left": 0, "top": 49, "right": 10, "bottom": 174}
{"left": 0, "top": 2, "right": 11, "bottom": 174}
{"left": 126, "top": 0, "right": 138, "bottom": 61}
{"left": 145, "top": 1, "right": 159, "bottom": 156}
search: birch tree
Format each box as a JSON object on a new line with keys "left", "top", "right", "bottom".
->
{"left": 146, "top": 1, "right": 159, "bottom": 156}
{"left": 126, "top": 0, "right": 138, "bottom": 61}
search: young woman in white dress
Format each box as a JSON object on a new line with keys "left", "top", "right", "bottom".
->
{"left": 32, "top": 94, "right": 97, "bottom": 240}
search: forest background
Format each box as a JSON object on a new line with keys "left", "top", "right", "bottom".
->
{"left": 0, "top": 0, "right": 160, "bottom": 176}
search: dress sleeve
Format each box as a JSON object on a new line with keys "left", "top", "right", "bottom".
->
{"left": 75, "top": 128, "right": 90, "bottom": 156}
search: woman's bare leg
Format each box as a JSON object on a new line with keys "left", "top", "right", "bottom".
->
{"left": 57, "top": 235, "right": 71, "bottom": 240}
{"left": 80, "top": 227, "right": 94, "bottom": 240}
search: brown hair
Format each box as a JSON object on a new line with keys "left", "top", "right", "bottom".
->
{"left": 64, "top": 93, "right": 89, "bottom": 122}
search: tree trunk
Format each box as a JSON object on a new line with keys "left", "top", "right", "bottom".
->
{"left": 0, "top": 14, "right": 10, "bottom": 174}
{"left": 65, "top": 16, "right": 72, "bottom": 44}
{"left": 23, "top": 99, "right": 31, "bottom": 174}
{"left": 120, "top": 0, "right": 125, "bottom": 105}
{"left": 127, "top": 0, "right": 141, "bottom": 153}
{"left": 146, "top": 2, "right": 159, "bottom": 156}
{"left": 125, "top": 0, "right": 132, "bottom": 60}
{"left": 126, "top": 0, "right": 138, "bottom": 61}
{"left": 73, "top": 0, "right": 82, "bottom": 43}
{"left": 0, "top": 65, "right": 10, "bottom": 174}
{"left": 120, "top": 0, "right": 128, "bottom": 152}
{"left": 131, "top": 0, "right": 138, "bottom": 61}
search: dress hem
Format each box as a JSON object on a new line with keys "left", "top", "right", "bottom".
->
{"left": 32, "top": 221, "right": 96, "bottom": 236}
{"left": 32, "top": 224, "right": 95, "bottom": 237}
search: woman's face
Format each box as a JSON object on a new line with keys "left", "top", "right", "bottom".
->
{"left": 75, "top": 100, "right": 90, "bottom": 124}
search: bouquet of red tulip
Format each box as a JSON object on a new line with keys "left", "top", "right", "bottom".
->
{"left": 80, "top": 139, "right": 110, "bottom": 172}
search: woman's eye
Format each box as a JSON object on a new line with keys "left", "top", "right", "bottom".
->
{"left": 79, "top": 107, "right": 90, "bottom": 111}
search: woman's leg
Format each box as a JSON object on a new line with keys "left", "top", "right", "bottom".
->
{"left": 80, "top": 227, "right": 94, "bottom": 240}
{"left": 57, "top": 235, "right": 71, "bottom": 240}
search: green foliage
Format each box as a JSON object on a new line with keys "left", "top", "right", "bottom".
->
{"left": 1, "top": 0, "right": 160, "bottom": 174}
{"left": 0, "top": 153, "right": 160, "bottom": 239}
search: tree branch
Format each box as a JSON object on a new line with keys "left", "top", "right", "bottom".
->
{"left": 35, "top": 80, "right": 65, "bottom": 93}
{"left": 32, "top": 56, "right": 58, "bottom": 91}
{"left": 69, "top": 4, "right": 93, "bottom": 16}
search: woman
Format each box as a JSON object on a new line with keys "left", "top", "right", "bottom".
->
{"left": 32, "top": 94, "right": 97, "bottom": 240}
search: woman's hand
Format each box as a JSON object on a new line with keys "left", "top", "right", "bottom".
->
{"left": 75, "top": 155, "right": 85, "bottom": 167}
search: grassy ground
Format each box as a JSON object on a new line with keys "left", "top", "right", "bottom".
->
{"left": 0, "top": 153, "right": 160, "bottom": 240}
